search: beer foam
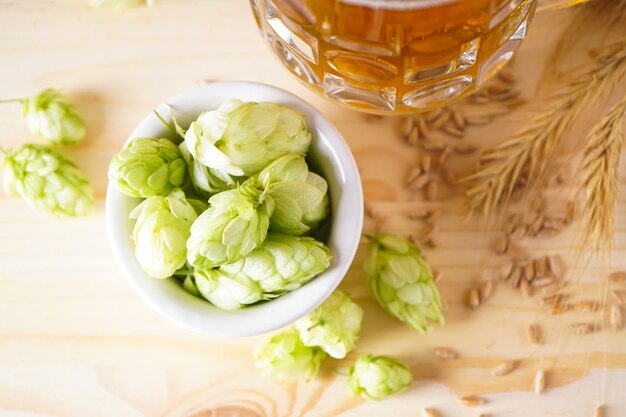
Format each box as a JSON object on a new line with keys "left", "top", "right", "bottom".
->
{"left": 339, "top": 0, "right": 459, "bottom": 9}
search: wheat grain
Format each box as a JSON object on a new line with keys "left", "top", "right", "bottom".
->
{"left": 527, "top": 323, "right": 543, "bottom": 345}
{"left": 534, "top": 369, "right": 547, "bottom": 394}
{"left": 594, "top": 404, "right": 605, "bottom": 417}
{"left": 459, "top": 395, "right": 484, "bottom": 406}
{"left": 468, "top": 288, "right": 481, "bottom": 309}
{"left": 609, "top": 271, "right": 626, "bottom": 282}
{"left": 568, "top": 322, "right": 598, "bottom": 334}
{"left": 492, "top": 360, "right": 520, "bottom": 376}
{"left": 434, "top": 347, "right": 459, "bottom": 360}
{"left": 422, "top": 408, "right": 440, "bottom": 417}
{"left": 611, "top": 306, "right": 623, "bottom": 331}
{"left": 495, "top": 236, "right": 509, "bottom": 255}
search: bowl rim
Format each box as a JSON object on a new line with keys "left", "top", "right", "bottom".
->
{"left": 105, "top": 81, "right": 364, "bottom": 337}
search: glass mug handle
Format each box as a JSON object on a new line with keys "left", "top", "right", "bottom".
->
{"left": 250, "top": 0, "right": 539, "bottom": 114}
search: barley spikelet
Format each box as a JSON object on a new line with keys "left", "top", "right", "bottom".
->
{"left": 465, "top": 39, "right": 626, "bottom": 217}
{"left": 580, "top": 96, "right": 626, "bottom": 252}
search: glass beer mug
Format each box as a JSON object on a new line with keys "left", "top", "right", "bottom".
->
{"left": 250, "top": 0, "right": 537, "bottom": 114}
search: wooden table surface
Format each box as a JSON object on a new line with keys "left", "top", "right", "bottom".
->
{"left": 1, "top": 1, "right": 625, "bottom": 416}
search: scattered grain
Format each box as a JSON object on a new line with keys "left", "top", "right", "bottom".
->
{"left": 410, "top": 173, "right": 430, "bottom": 190}
{"left": 437, "top": 147, "right": 451, "bottom": 168}
{"left": 511, "top": 224, "right": 529, "bottom": 240}
{"left": 422, "top": 408, "right": 440, "bottom": 417}
{"left": 533, "top": 277, "right": 556, "bottom": 288}
{"left": 500, "top": 262, "right": 514, "bottom": 281}
{"left": 555, "top": 164, "right": 569, "bottom": 185}
{"left": 550, "top": 303, "right": 571, "bottom": 315}
{"left": 406, "top": 165, "right": 423, "bottom": 184}
{"left": 442, "top": 125, "right": 465, "bottom": 138}
{"left": 451, "top": 109, "right": 466, "bottom": 130}
{"left": 531, "top": 194, "right": 546, "bottom": 213}
{"left": 422, "top": 140, "right": 446, "bottom": 152}
{"left": 564, "top": 200, "right": 575, "bottom": 224}
{"left": 594, "top": 404, "right": 605, "bottom": 417}
{"left": 468, "top": 288, "right": 481, "bottom": 309}
{"left": 364, "top": 202, "right": 379, "bottom": 219}
{"left": 416, "top": 117, "right": 430, "bottom": 139}
{"left": 480, "top": 280, "right": 495, "bottom": 302}
{"left": 421, "top": 154, "right": 432, "bottom": 172}
{"left": 427, "top": 210, "right": 441, "bottom": 223}
{"left": 434, "top": 347, "right": 459, "bottom": 361}
{"left": 510, "top": 266, "right": 523, "bottom": 288}
{"left": 425, "top": 181, "right": 438, "bottom": 201}
{"left": 527, "top": 323, "right": 543, "bottom": 345}
{"left": 543, "top": 294, "right": 568, "bottom": 306}
{"left": 548, "top": 255, "right": 565, "bottom": 278}
{"left": 498, "top": 68, "right": 516, "bottom": 84}
{"left": 406, "top": 126, "right": 419, "bottom": 146}
{"left": 495, "top": 236, "right": 509, "bottom": 255}
{"left": 609, "top": 270, "right": 626, "bottom": 282}
{"left": 611, "top": 306, "right": 623, "bottom": 331}
{"left": 459, "top": 395, "right": 484, "bottom": 407}
{"left": 492, "top": 360, "right": 519, "bottom": 376}
{"left": 430, "top": 111, "right": 451, "bottom": 129}
{"left": 520, "top": 279, "right": 532, "bottom": 297}
{"left": 401, "top": 117, "right": 414, "bottom": 137}
{"left": 408, "top": 209, "right": 430, "bottom": 220}
{"left": 523, "top": 261, "right": 536, "bottom": 281}
{"left": 465, "top": 114, "right": 492, "bottom": 125}
{"left": 568, "top": 322, "right": 598, "bottom": 334}
{"left": 536, "top": 256, "right": 548, "bottom": 277}
{"left": 454, "top": 142, "right": 478, "bottom": 154}
{"left": 534, "top": 369, "right": 547, "bottom": 394}
{"left": 508, "top": 244, "right": 529, "bottom": 262}
{"left": 505, "top": 213, "right": 522, "bottom": 235}
{"left": 574, "top": 300, "right": 600, "bottom": 313}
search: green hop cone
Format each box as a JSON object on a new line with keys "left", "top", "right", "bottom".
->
{"left": 294, "top": 290, "right": 363, "bottom": 359}
{"left": 256, "top": 154, "right": 329, "bottom": 236}
{"left": 181, "top": 99, "right": 311, "bottom": 190}
{"left": 1, "top": 144, "right": 93, "bottom": 217}
{"left": 186, "top": 184, "right": 274, "bottom": 268}
{"left": 219, "top": 233, "right": 332, "bottom": 297}
{"left": 23, "top": 89, "right": 85, "bottom": 145}
{"left": 347, "top": 355, "right": 413, "bottom": 401}
{"left": 193, "top": 267, "right": 263, "bottom": 311}
{"left": 254, "top": 330, "right": 326, "bottom": 381}
{"left": 108, "top": 137, "right": 188, "bottom": 198}
{"left": 364, "top": 233, "right": 445, "bottom": 333}
{"left": 130, "top": 189, "right": 199, "bottom": 279}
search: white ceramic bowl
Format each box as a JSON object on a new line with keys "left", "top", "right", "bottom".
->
{"left": 106, "top": 81, "right": 363, "bottom": 337}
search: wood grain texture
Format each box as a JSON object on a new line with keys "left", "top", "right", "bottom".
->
{"left": 0, "top": 1, "right": 625, "bottom": 416}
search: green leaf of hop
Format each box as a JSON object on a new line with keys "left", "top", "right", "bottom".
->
{"left": 1, "top": 144, "right": 93, "bottom": 217}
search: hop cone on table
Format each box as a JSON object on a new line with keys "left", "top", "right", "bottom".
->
{"left": 193, "top": 266, "right": 263, "bottom": 311}
{"left": 256, "top": 154, "right": 329, "bottom": 236}
{"left": 23, "top": 88, "right": 85, "bottom": 146}
{"left": 130, "top": 189, "right": 199, "bottom": 279}
{"left": 1, "top": 144, "right": 93, "bottom": 217}
{"left": 186, "top": 183, "right": 274, "bottom": 268}
{"left": 347, "top": 354, "right": 413, "bottom": 401}
{"left": 364, "top": 233, "right": 445, "bottom": 333}
{"left": 294, "top": 290, "right": 363, "bottom": 359}
{"left": 181, "top": 99, "right": 311, "bottom": 192}
{"left": 219, "top": 233, "right": 332, "bottom": 297}
{"left": 108, "top": 137, "right": 188, "bottom": 198}
{"left": 254, "top": 330, "right": 326, "bottom": 381}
